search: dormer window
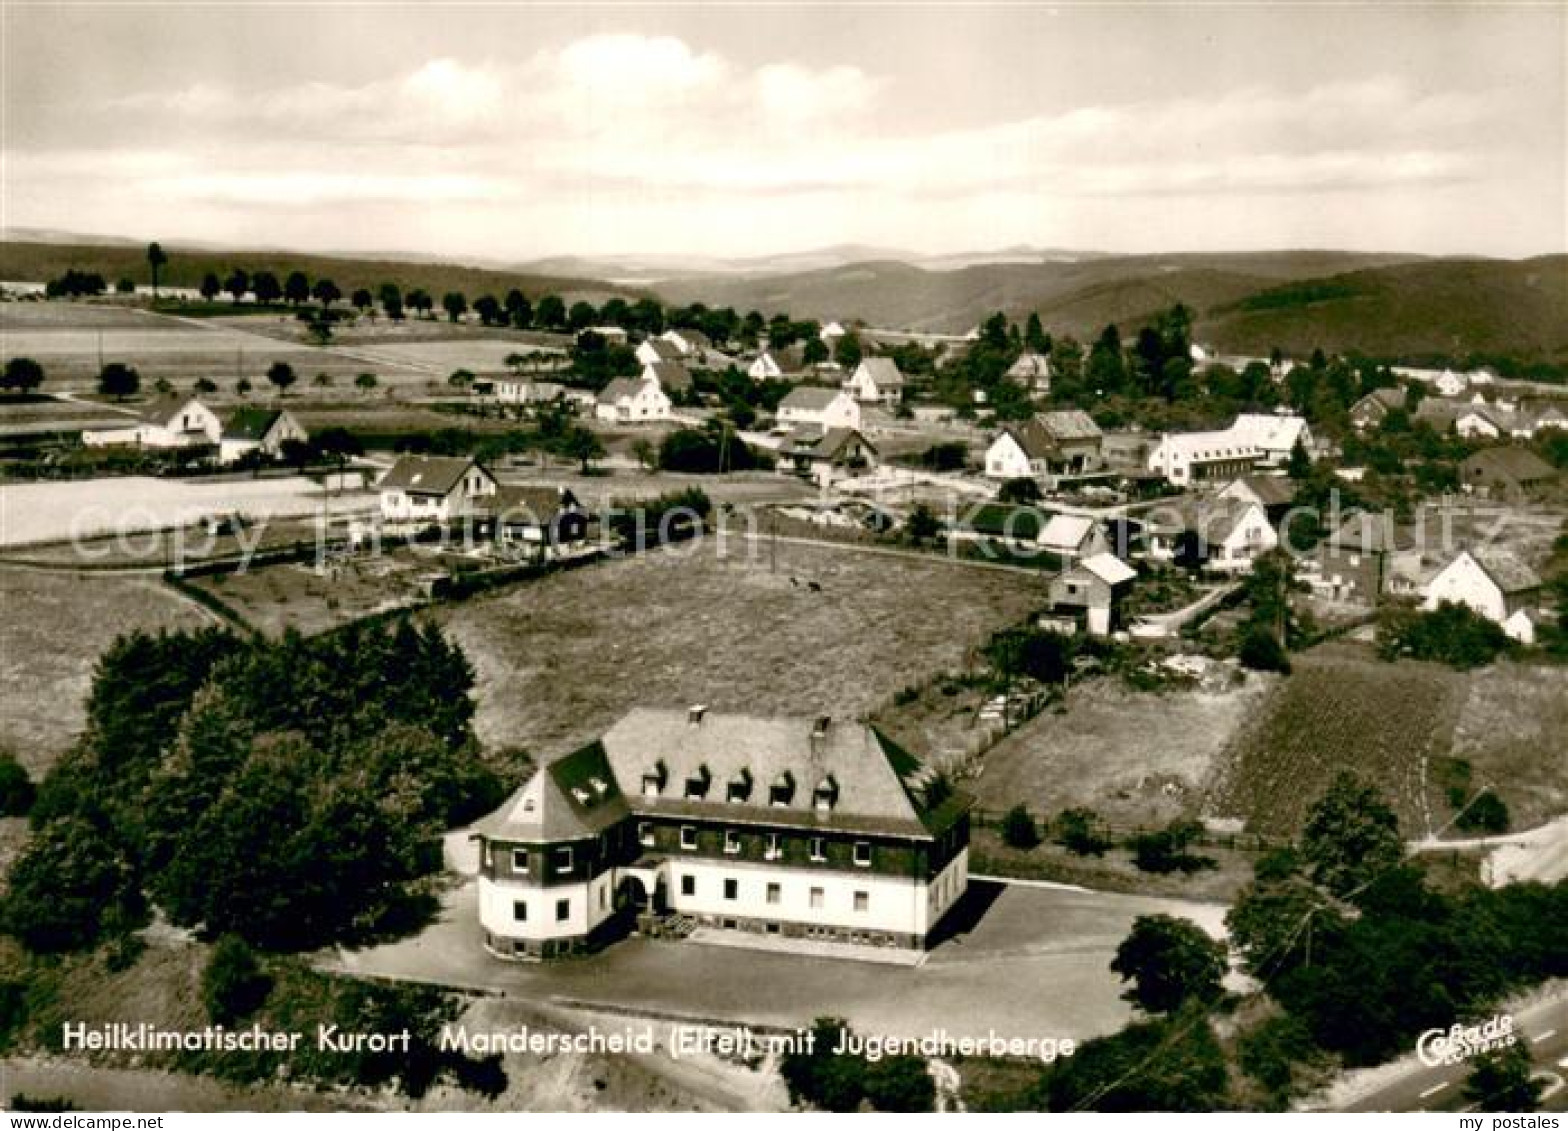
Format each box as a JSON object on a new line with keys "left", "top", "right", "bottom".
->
{"left": 642, "top": 761, "right": 667, "bottom": 798}
{"left": 589, "top": 777, "right": 609, "bottom": 797}
{"left": 770, "top": 771, "right": 795, "bottom": 807}
{"left": 571, "top": 787, "right": 591, "bottom": 805}
{"left": 684, "top": 764, "right": 712, "bottom": 800}
{"left": 727, "top": 769, "right": 753, "bottom": 803}
{"left": 813, "top": 776, "right": 839, "bottom": 813}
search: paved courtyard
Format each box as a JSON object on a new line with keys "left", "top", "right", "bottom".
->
{"left": 321, "top": 879, "right": 1229, "bottom": 1046}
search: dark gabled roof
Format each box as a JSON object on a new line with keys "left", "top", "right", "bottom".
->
{"left": 781, "top": 386, "right": 848, "bottom": 411}
{"left": 1227, "top": 474, "right": 1297, "bottom": 508}
{"left": 1038, "top": 409, "right": 1103, "bottom": 443}
{"left": 1461, "top": 447, "right": 1555, "bottom": 483}
{"left": 643, "top": 360, "right": 692, "bottom": 391}
{"left": 1354, "top": 387, "right": 1406, "bottom": 413}
{"left": 1329, "top": 510, "right": 1417, "bottom": 554}
{"left": 781, "top": 426, "right": 876, "bottom": 461}
{"left": 640, "top": 338, "right": 684, "bottom": 361}
{"left": 477, "top": 484, "right": 582, "bottom": 524}
{"left": 1466, "top": 548, "right": 1543, "bottom": 595}
{"left": 133, "top": 395, "right": 205, "bottom": 425}
{"left": 223, "top": 406, "right": 286, "bottom": 441}
{"left": 471, "top": 740, "right": 630, "bottom": 843}
{"left": 378, "top": 455, "right": 491, "bottom": 496}
{"left": 598, "top": 376, "right": 652, "bottom": 404}
{"left": 597, "top": 709, "right": 964, "bottom": 840}
{"left": 854, "top": 357, "right": 904, "bottom": 388}
{"left": 1006, "top": 351, "right": 1051, "bottom": 379}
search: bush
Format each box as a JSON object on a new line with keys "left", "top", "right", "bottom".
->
{"left": 203, "top": 935, "right": 274, "bottom": 1024}
{"left": 1000, "top": 804, "right": 1042, "bottom": 850}
{"left": 1456, "top": 791, "right": 1510, "bottom": 835}
{"left": 1377, "top": 600, "right": 1511, "bottom": 670}
{"left": 1129, "top": 820, "right": 1216, "bottom": 875}
{"left": 1053, "top": 808, "right": 1114, "bottom": 857}
{"left": 1238, "top": 627, "right": 1291, "bottom": 673}
{"left": 0, "top": 753, "right": 34, "bottom": 817}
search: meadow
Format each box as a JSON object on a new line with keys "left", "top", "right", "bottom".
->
{"left": 432, "top": 537, "right": 1044, "bottom": 757}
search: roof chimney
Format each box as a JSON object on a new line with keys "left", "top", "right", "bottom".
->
{"left": 809, "top": 715, "right": 831, "bottom": 759}
{"left": 688, "top": 704, "right": 708, "bottom": 726}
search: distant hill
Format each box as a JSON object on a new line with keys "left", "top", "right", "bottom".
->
{"left": 650, "top": 250, "right": 1430, "bottom": 335}
{"left": 0, "top": 240, "right": 640, "bottom": 305}
{"left": 1197, "top": 256, "right": 1568, "bottom": 364}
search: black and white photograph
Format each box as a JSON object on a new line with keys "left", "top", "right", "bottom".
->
{"left": 0, "top": 0, "right": 1565, "bottom": 1118}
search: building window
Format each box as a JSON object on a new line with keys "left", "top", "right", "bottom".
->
{"left": 555, "top": 898, "right": 569, "bottom": 922}
{"left": 809, "top": 887, "right": 824, "bottom": 909}
{"left": 854, "top": 891, "right": 869, "bottom": 913}
{"left": 680, "top": 874, "right": 695, "bottom": 897}
{"left": 724, "top": 878, "right": 738, "bottom": 901}
{"left": 765, "top": 833, "right": 781, "bottom": 860}
{"left": 554, "top": 846, "right": 573, "bottom": 873}
{"left": 809, "top": 837, "right": 826, "bottom": 862}
{"left": 639, "top": 822, "right": 655, "bottom": 847}
{"left": 766, "top": 883, "right": 781, "bottom": 905}
{"left": 724, "top": 830, "right": 741, "bottom": 855}
{"left": 512, "top": 900, "right": 527, "bottom": 922}
{"left": 511, "top": 848, "right": 529, "bottom": 873}
{"left": 853, "top": 842, "right": 872, "bottom": 867}
{"left": 680, "top": 826, "right": 697, "bottom": 850}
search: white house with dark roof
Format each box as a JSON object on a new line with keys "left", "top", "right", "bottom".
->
{"left": 1005, "top": 351, "right": 1052, "bottom": 393}
{"left": 595, "top": 377, "right": 672, "bottom": 423}
{"left": 660, "top": 328, "right": 712, "bottom": 357}
{"left": 843, "top": 357, "right": 905, "bottom": 406}
{"left": 777, "top": 386, "right": 861, "bottom": 432}
{"left": 779, "top": 427, "right": 878, "bottom": 486}
{"left": 82, "top": 396, "right": 222, "bottom": 449}
{"left": 474, "top": 485, "right": 588, "bottom": 555}
{"left": 747, "top": 351, "right": 785, "bottom": 381}
{"left": 377, "top": 455, "right": 497, "bottom": 527}
{"left": 471, "top": 708, "right": 971, "bottom": 959}
{"left": 984, "top": 411, "right": 1104, "bottom": 480}
{"left": 1142, "top": 497, "right": 1277, "bottom": 572}
{"left": 1421, "top": 548, "right": 1543, "bottom": 643}
{"left": 219, "top": 406, "right": 308, "bottom": 464}
{"left": 635, "top": 338, "right": 684, "bottom": 367}
{"left": 1048, "top": 552, "right": 1137, "bottom": 636}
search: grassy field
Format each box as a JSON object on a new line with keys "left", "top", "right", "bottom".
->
{"left": 432, "top": 538, "right": 1044, "bottom": 757}
{"left": 0, "top": 571, "right": 211, "bottom": 773}
{"left": 963, "top": 673, "right": 1276, "bottom": 828}
{"left": 0, "top": 302, "right": 431, "bottom": 390}
{"left": 1446, "top": 661, "right": 1568, "bottom": 833}
{"left": 1206, "top": 642, "right": 1470, "bottom": 838}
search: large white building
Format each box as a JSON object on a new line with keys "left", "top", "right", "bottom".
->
{"left": 472, "top": 708, "right": 972, "bottom": 959}
{"left": 82, "top": 396, "right": 223, "bottom": 449}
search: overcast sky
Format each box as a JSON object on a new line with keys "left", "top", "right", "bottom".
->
{"left": 3, "top": 3, "right": 1564, "bottom": 260}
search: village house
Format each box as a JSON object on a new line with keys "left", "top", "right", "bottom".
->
{"left": 984, "top": 410, "right": 1104, "bottom": 481}
{"left": 640, "top": 360, "right": 693, "bottom": 397}
{"left": 1143, "top": 497, "right": 1277, "bottom": 572}
{"left": 1349, "top": 387, "right": 1407, "bottom": 431}
{"left": 1006, "top": 350, "right": 1052, "bottom": 394}
{"left": 777, "top": 386, "right": 862, "bottom": 432}
{"left": 218, "top": 406, "right": 308, "bottom": 465}
{"left": 1455, "top": 408, "right": 1508, "bottom": 441}
{"left": 1434, "top": 369, "right": 1469, "bottom": 398}
{"left": 1227, "top": 412, "right": 1313, "bottom": 467}
{"left": 1414, "top": 398, "right": 1468, "bottom": 432}
{"left": 595, "top": 377, "right": 672, "bottom": 423}
{"left": 1314, "top": 511, "right": 1423, "bottom": 604}
{"left": 843, "top": 357, "right": 905, "bottom": 406}
{"left": 476, "top": 378, "right": 566, "bottom": 408}
{"left": 1421, "top": 548, "right": 1543, "bottom": 644}
{"left": 1145, "top": 430, "right": 1260, "bottom": 487}
{"left": 1458, "top": 448, "right": 1557, "bottom": 500}
{"left": 474, "top": 485, "right": 589, "bottom": 556}
{"left": 585, "top": 325, "right": 630, "bottom": 346}
{"left": 660, "top": 328, "right": 712, "bottom": 358}
{"left": 747, "top": 351, "right": 785, "bottom": 380}
{"left": 470, "top": 708, "right": 972, "bottom": 959}
{"left": 634, "top": 338, "right": 685, "bottom": 367}
{"left": 819, "top": 321, "right": 848, "bottom": 347}
{"left": 1036, "top": 513, "right": 1106, "bottom": 563}
{"left": 1048, "top": 552, "right": 1138, "bottom": 637}
{"left": 1218, "top": 474, "right": 1297, "bottom": 525}
{"left": 779, "top": 427, "right": 878, "bottom": 487}
{"left": 378, "top": 455, "right": 498, "bottom": 529}
{"left": 82, "top": 395, "right": 223, "bottom": 449}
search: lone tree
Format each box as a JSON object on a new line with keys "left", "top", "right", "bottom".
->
{"left": 266, "top": 361, "right": 297, "bottom": 396}
{"left": 2, "top": 356, "right": 46, "bottom": 395}
{"left": 378, "top": 282, "right": 404, "bottom": 321}
{"left": 355, "top": 372, "right": 379, "bottom": 392}
{"left": 351, "top": 287, "right": 373, "bottom": 315}
{"left": 1110, "top": 914, "right": 1229, "bottom": 1015}
{"left": 561, "top": 426, "right": 605, "bottom": 474}
{"left": 1300, "top": 772, "right": 1404, "bottom": 900}
{"left": 146, "top": 241, "right": 167, "bottom": 297}
{"left": 441, "top": 291, "right": 468, "bottom": 323}
{"left": 98, "top": 361, "right": 141, "bottom": 400}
